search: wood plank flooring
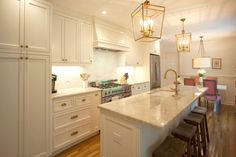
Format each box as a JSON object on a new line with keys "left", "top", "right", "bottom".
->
{"left": 55, "top": 105, "right": 236, "bottom": 157}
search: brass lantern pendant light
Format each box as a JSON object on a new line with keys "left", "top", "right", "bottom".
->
{"left": 131, "top": 0, "right": 165, "bottom": 42}
{"left": 175, "top": 18, "right": 191, "bottom": 52}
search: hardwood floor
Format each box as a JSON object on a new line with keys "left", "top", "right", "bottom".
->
{"left": 55, "top": 105, "right": 236, "bottom": 157}
{"left": 55, "top": 135, "right": 100, "bottom": 157}
{"left": 206, "top": 105, "right": 236, "bottom": 157}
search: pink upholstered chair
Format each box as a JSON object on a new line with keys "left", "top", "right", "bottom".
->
{"left": 190, "top": 76, "right": 200, "bottom": 85}
{"left": 203, "top": 79, "right": 221, "bottom": 112}
{"left": 184, "top": 78, "right": 196, "bottom": 86}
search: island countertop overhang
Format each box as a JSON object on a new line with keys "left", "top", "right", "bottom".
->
{"left": 99, "top": 86, "right": 208, "bottom": 129}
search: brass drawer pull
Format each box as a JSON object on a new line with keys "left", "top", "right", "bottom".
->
{"left": 95, "top": 94, "right": 98, "bottom": 96}
{"left": 61, "top": 103, "right": 67, "bottom": 107}
{"left": 70, "top": 115, "right": 78, "bottom": 119}
{"left": 81, "top": 99, "right": 86, "bottom": 102}
{"left": 70, "top": 131, "right": 78, "bottom": 136}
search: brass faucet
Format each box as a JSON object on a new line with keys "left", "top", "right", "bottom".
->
{"left": 164, "top": 69, "right": 178, "bottom": 96}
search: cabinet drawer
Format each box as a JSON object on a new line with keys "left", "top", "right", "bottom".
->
{"left": 54, "top": 107, "right": 91, "bottom": 130}
{"left": 74, "top": 95, "right": 92, "bottom": 107}
{"left": 54, "top": 123, "right": 91, "bottom": 150}
{"left": 54, "top": 98, "right": 73, "bottom": 112}
{"left": 142, "top": 83, "right": 150, "bottom": 92}
{"left": 92, "top": 92, "right": 101, "bottom": 104}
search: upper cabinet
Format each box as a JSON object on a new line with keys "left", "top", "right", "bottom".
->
{"left": 52, "top": 12, "right": 93, "bottom": 64}
{"left": 0, "top": 0, "right": 51, "bottom": 53}
{"left": 80, "top": 22, "right": 93, "bottom": 64}
{"left": 125, "top": 40, "right": 144, "bottom": 65}
{"left": 52, "top": 13, "right": 79, "bottom": 63}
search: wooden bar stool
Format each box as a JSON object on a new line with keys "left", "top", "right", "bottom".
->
{"left": 192, "top": 106, "right": 210, "bottom": 143}
{"left": 184, "top": 113, "right": 207, "bottom": 156}
{"left": 152, "top": 136, "right": 187, "bottom": 157}
{"left": 172, "top": 122, "right": 198, "bottom": 157}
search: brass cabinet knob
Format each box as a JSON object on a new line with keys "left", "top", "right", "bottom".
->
{"left": 20, "top": 45, "right": 24, "bottom": 48}
{"left": 70, "top": 131, "right": 78, "bottom": 136}
{"left": 19, "top": 57, "right": 23, "bottom": 60}
{"left": 25, "top": 45, "right": 29, "bottom": 48}
{"left": 81, "top": 99, "right": 86, "bottom": 102}
{"left": 70, "top": 115, "right": 78, "bottom": 120}
{"left": 61, "top": 103, "right": 67, "bottom": 107}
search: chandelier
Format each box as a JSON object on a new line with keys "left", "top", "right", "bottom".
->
{"left": 175, "top": 18, "right": 191, "bottom": 52}
{"left": 131, "top": 0, "right": 165, "bottom": 42}
{"left": 193, "top": 36, "right": 211, "bottom": 69}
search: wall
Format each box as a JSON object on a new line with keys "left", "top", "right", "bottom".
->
{"left": 160, "top": 35, "right": 236, "bottom": 105}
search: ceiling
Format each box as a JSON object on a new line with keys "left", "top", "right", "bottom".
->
{"left": 48, "top": 0, "right": 236, "bottom": 37}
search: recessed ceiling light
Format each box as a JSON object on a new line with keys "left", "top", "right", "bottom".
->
{"left": 102, "top": 10, "right": 107, "bottom": 15}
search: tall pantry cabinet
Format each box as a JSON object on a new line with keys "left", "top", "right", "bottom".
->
{"left": 0, "top": 0, "right": 51, "bottom": 157}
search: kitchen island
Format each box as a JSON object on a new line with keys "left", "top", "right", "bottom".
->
{"left": 99, "top": 85, "right": 207, "bottom": 157}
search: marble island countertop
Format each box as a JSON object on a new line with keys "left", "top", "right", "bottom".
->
{"left": 52, "top": 87, "right": 101, "bottom": 99}
{"left": 99, "top": 85, "right": 207, "bottom": 128}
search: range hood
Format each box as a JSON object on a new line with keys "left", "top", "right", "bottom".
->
{"left": 93, "top": 19, "right": 130, "bottom": 52}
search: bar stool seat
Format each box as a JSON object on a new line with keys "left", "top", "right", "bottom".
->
{"left": 193, "top": 106, "right": 207, "bottom": 114}
{"left": 172, "top": 122, "right": 198, "bottom": 157}
{"left": 152, "top": 136, "right": 187, "bottom": 157}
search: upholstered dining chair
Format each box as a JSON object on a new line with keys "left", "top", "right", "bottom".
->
{"left": 190, "top": 76, "right": 200, "bottom": 85}
{"left": 203, "top": 79, "right": 221, "bottom": 112}
{"left": 184, "top": 78, "right": 196, "bottom": 86}
{"left": 206, "top": 76, "right": 217, "bottom": 82}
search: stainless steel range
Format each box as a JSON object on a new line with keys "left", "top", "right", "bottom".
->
{"left": 89, "top": 80, "right": 131, "bottom": 103}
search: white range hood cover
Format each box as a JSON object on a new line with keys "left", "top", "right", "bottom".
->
{"left": 93, "top": 19, "right": 130, "bottom": 52}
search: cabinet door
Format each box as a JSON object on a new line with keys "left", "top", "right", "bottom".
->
{"left": 0, "top": 0, "right": 24, "bottom": 52}
{"left": 0, "top": 53, "right": 24, "bottom": 157}
{"left": 64, "top": 18, "right": 78, "bottom": 63}
{"left": 25, "top": 0, "right": 50, "bottom": 53}
{"left": 125, "top": 41, "right": 143, "bottom": 65}
{"left": 52, "top": 14, "right": 64, "bottom": 63}
{"left": 91, "top": 92, "right": 101, "bottom": 131}
{"left": 80, "top": 22, "right": 93, "bottom": 64}
{"left": 102, "top": 116, "right": 138, "bottom": 157}
{"left": 24, "top": 55, "right": 50, "bottom": 157}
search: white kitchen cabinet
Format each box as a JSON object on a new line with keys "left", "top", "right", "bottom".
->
{"left": 0, "top": 0, "right": 23, "bottom": 52}
{"left": 131, "top": 82, "right": 150, "bottom": 95}
{"left": 79, "top": 21, "right": 93, "bottom": 64}
{"left": 52, "top": 91, "right": 101, "bottom": 153}
{"left": 52, "top": 13, "right": 78, "bottom": 63}
{"left": 125, "top": 41, "right": 144, "bottom": 65}
{"left": 101, "top": 113, "right": 139, "bottom": 157}
{"left": 0, "top": 52, "right": 23, "bottom": 157}
{"left": 64, "top": 18, "right": 78, "bottom": 63}
{"left": 52, "top": 13, "right": 93, "bottom": 64}
{"left": 0, "top": 0, "right": 51, "bottom": 54}
{"left": 0, "top": 52, "right": 50, "bottom": 157}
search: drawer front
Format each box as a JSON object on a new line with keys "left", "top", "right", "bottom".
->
{"left": 142, "top": 83, "right": 150, "bottom": 92}
{"left": 54, "top": 123, "right": 91, "bottom": 151}
{"left": 92, "top": 92, "right": 101, "bottom": 104}
{"left": 54, "top": 98, "right": 73, "bottom": 112}
{"left": 54, "top": 107, "right": 91, "bottom": 129}
{"left": 74, "top": 94, "right": 92, "bottom": 107}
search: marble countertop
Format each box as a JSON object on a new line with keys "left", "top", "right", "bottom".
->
{"left": 99, "top": 85, "right": 207, "bottom": 128}
{"left": 116, "top": 80, "right": 150, "bottom": 85}
{"left": 52, "top": 87, "right": 101, "bottom": 99}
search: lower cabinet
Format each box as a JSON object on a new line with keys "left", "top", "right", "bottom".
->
{"left": 0, "top": 52, "right": 50, "bottom": 157}
{"left": 100, "top": 112, "right": 139, "bottom": 157}
{"left": 52, "top": 91, "right": 101, "bottom": 153}
{"left": 131, "top": 82, "right": 150, "bottom": 95}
